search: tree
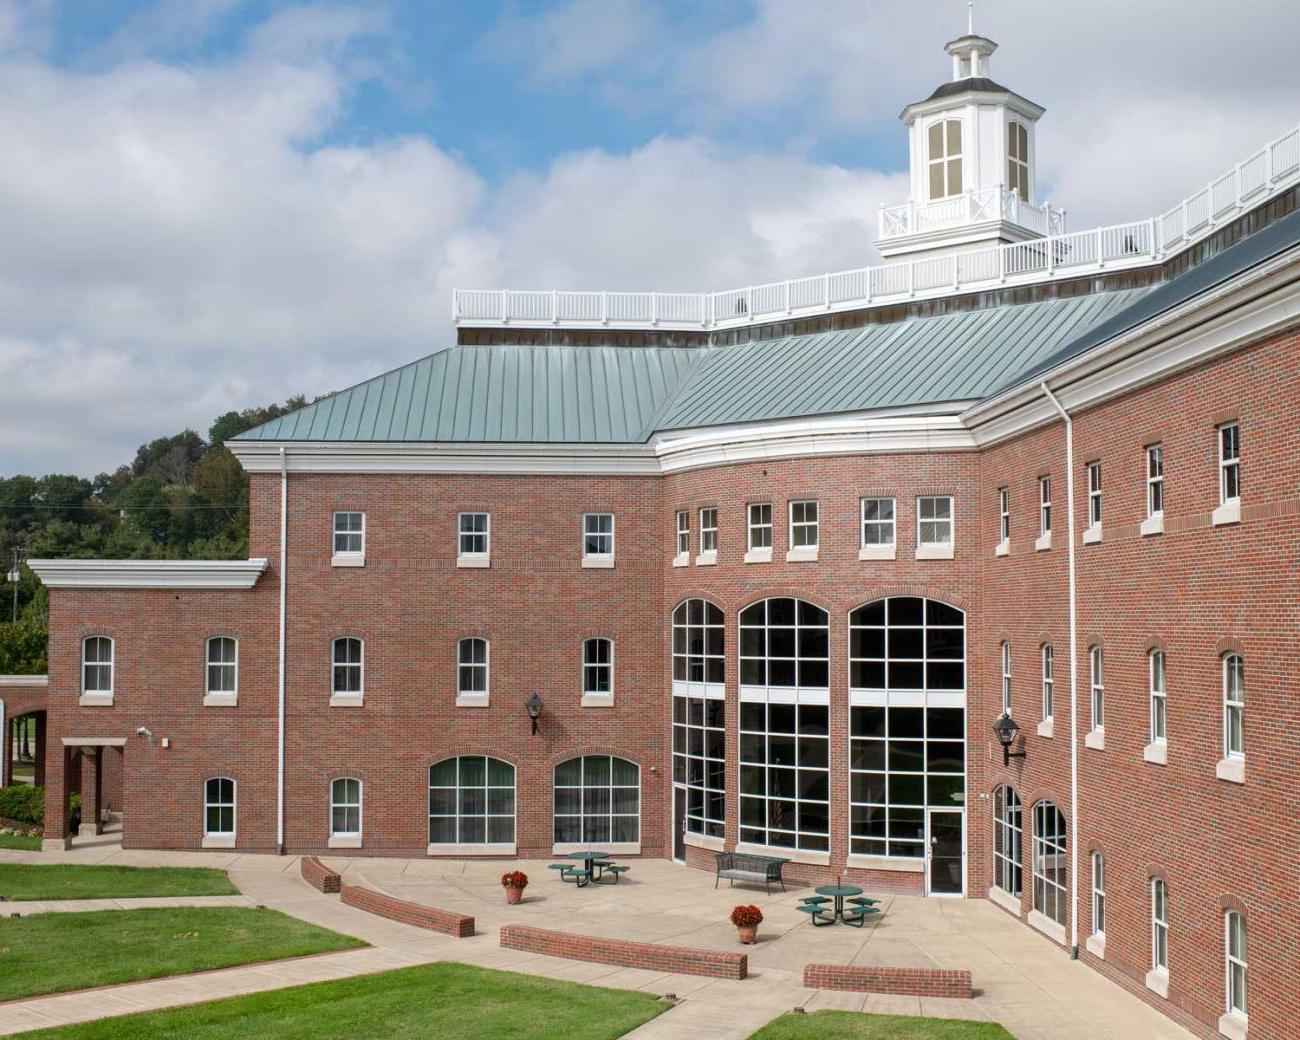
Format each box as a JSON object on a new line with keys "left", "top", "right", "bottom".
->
{"left": 132, "top": 431, "right": 206, "bottom": 486}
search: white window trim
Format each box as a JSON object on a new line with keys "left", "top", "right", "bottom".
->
{"left": 203, "top": 636, "right": 239, "bottom": 707}
{"left": 860, "top": 497, "right": 897, "bottom": 560}
{"left": 673, "top": 510, "right": 690, "bottom": 566}
{"left": 456, "top": 512, "right": 491, "bottom": 568}
{"left": 996, "top": 488, "right": 1010, "bottom": 555}
{"left": 1147, "top": 650, "right": 1167, "bottom": 751}
{"left": 1037, "top": 644, "right": 1054, "bottom": 735}
{"left": 1147, "top": 878, "right": 1169, "bottom": 994}
{"left": 1222, "top": 911, "right": 1247, "bottom": 1033}
{"left": 1218, "top": 421, "right": 1241, "bottom": 507}
{"left": 330, "top": 637, "right": 364, "bottom": 707}
{"left": 1085, "top": 646, "right": 1104, "bottom": 748}
{"left": 331, "top": 510, "right": 366, "bottom": 567}
{"left": 202, "top": 777, "right": 236, "bottom": 849}
{"left": 581, "top": 512, "right": 615, "bottom": 568}
{"left": 429, "top": 755, "right": 517, "bottom": 852}
{"left": 1089, "top": 852, "right": 1106, "bottom": 957}
{"left": 696, "top": 507, "right": 718, "bottom": 565}
{"left": 926, "top": 117, "right": 964, "bottom": 201}
{"left": 915, "top": 495, "right": 955, "bottom": 559}
{"left": 80, "top": 635, "right": 115, "bottom": 706}
{"left": 786, "top": 500, "right": 819, "bottom": 561}
{"left": 1000, "top": 641, "right": 1012, "bottom": 715}
{"left": 456, "top": 637, "right": 490, "bottom": 707}
{"left": 746, "top": 502, "right": 773, "bottom": 558}
{"left": 329, "top": 777, "right": 363, "bottom": 848}
{"left": 553, "top": 755, "right": 641, "bottom": 849}
{"left": 1142, "top": 445, "right": 1164, "bottom": 535}
{"left": 581, "top": 637, "right": 615, "bottom": 707}
{"left": 1035, "top": 476, "right": 1052, "bottom": 551}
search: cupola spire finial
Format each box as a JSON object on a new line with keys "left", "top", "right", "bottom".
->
{"left": 968, "top": 0, "right": 974, "bottom": 36}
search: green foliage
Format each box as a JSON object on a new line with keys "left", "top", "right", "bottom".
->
{"left": 0, "top": 863, "right": 236, "bottom": 901}
{"left": 0, "top": 784, "right": 43, "bottom": 825}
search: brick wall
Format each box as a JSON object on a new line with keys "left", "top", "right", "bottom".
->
{"left": 498, "top": 924, "right": 746, "bottom": 979}
{"left": 804, "top": 964, "right": 973, "bottom": 998}
{"left": 339, "top": 883, "right": 474, "bottom": 937}
{"left": 300, "top": 855, "right": 341, "bottom": 893}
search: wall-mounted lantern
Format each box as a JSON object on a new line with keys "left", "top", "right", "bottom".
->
{"left": 525, "top": 694, "right": 543, "bottom": 736}
{"left": 992, "top": 713, "right": 1026, "bottom": 767}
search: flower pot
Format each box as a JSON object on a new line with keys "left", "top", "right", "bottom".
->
{"left": 737, "top": 924, "right": 758, "bottom": 944}
{"left": 504, "top": 885, "right": 524, "bottom": 905}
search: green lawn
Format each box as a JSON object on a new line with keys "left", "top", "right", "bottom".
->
{"left": 0, "top": 833, "right": 42, "bottom": 850}
{"left": 9, "top": 963, "right": 667, "bottom": 1040}
{"left": 0, "top": 863, "right": 237, "bottom": 900}
{"left": 750, "top": 1010, "right": 1013, "bottom": 1039}
{"left": 0, "top": 907, "right": 365, "bottom": 1001}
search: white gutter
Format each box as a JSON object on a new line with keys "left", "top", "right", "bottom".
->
{"left": 277, "top": 447, "right": 288, "bottom": 855}
{"left": 1041, "top": 381, "right": 1080, "bottom": 959}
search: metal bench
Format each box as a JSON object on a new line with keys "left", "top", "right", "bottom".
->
{"left": 799, "top": 896, "right": 832, "bottom": 905}
{"left": 842, "top": 905, "right": 879, "bottom": 927}
{"left": 602, "top": 865, "right": 630, "bottom": 883}
{"left": 713, "top": 852, "right": 789, "bottom": 894}
{"left": 795, "top": 904, "right": 833, "bottom": 926}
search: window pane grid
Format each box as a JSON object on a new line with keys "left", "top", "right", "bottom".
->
{"left": 748, "top": 503, "right": 772, "bottom": 549}
{"left": 1092, "top": 852, "right": 1106, "bottom": 936}
{"left": 789, "top": 500, "right": 819, "bottom": 549}
{"left": 458, "top": 638, "right": 488, "bottom": 696}
{"left": 1001, "top": 641, "right": 1012, "bottom": 714}
{"left": 1226, "top": 911, "right": 1247, "bottom": 1016}
{"left": 1033, "top": 802, "right": 1067, "bottom": 926}
{"left": 458, "top": 512, "right": 489, "bottom": 556}
{"left": 998, "top": 488, "right": 1009, "bottom": 543}
{"left": 1039, "top": 477, "right": 1051, "bottom": 535}
{"left": 739, "top": 701, "right": 829, "bottom": 852}
{"left": 918, "top": 496, "right": 953, "bottom": 547}
{"left": 1041, "top": 644, "right": 1054, "bottom": 720}
{"left": 1149, "top": 651, "right": 1167, "bottom": 742}
{"left": 1146, "top": 446, "right": 1164, "bottom": 517}
{"left": 583, "top": 638, "right": 612, "bottom": 695}
{"left": 553, "top": 755, "right": 639, "bottom": 845}
{"left": 850, "top": 596, "right": 965, "bottom": 694}
{"left": 83, "top": 636, "right": 113, "bottom": 694}
{"left": 1152, "top": 879, "right": 1169, "bottom": 971}
{"left": 1219, "top": 423, "right": 1241, "bottom": 504}
{"left": 673, "top": 694, "right": 726, "bottom": 838}
{"left": 699, "top": 508, "right": 717, "bottom": 553}
{"left": 675, "top": 511, "right": 689, "bottom": 555}
{"left": 204, "top": 777, "right": 235, "bottom": 835}
{"left": 1088, "top": 462, "right": 1102, "bottom": 526}
{"left": 673, "top": 599, "right": 724, "bottom": 685}
{"left": 330, "top": 777, "right": 361, "bottom": 836}
{"left": 993, "top": 786, "right": 1023, "bottom": 896}
{"left": 332, "top": 638, "right": 362, "bottom": 694}
{"left": 206, "top": 637, "right": 237, "bottom": 695}
{"left": 583, "top": 513, "right": 613, "bottom": 556}
{"left": 862, "top": 497, "right": 896, "bottom": 547}
{"left": 1224, "top": 654, "right": 1244, "bottom": 758}
{"left": 739, "top": 598, "right": 829, "bottom": 689}
{"left": 1090, "top": 647, "right": 1105, "bottom": 730}
{"left": 333, "top": 511, "right": 363, "bottom": 554}
{"left": 429, "top": 756, "right": 515, "bottom": 845}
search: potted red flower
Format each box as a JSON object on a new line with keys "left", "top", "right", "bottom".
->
{"left": 501, "top": 870, "right": 529, "bottom": 905}
{"left": 730, "top": 904, "right": 762, "bottom": 944}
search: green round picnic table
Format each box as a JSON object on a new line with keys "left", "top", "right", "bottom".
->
{"left": 814, "top": 884, "right": 863, "bottom": 921}
{"left": 567, "top": 850, "right": 612, "bottom": 882}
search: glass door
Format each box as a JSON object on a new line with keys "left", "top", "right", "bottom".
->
{"left": 672, "top": 787, "right": 686, "bottom": 862}
{"left": 926, "top": 809, "right": 964, "bottom": 896}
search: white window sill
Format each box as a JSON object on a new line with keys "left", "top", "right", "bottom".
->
{"left": 1143, "top": 741, "right": 1167, "bottom": 765}
{"left": 672, "top": 552, "right": 690, "bottom": 568}
{"left": 553, "top": 842, "right": 640, "bottom": 856}
{"left": 1085, "top": 727, "right": 1105, "bottom": 750}
{"left": 457, "top": 555, "right": 490, "bottom": 569}
{"left": 1218, "top": 1011, "right": 1248, "bottom": 1040}
{"left": 695, "top": 551, "right": 717, "bottom": 566}
{"left": 580, "top": 693, "right": 614, "bottom": 708}
{"left": 994, "top": 540, "right": 1009, "bottom": 557}
{"left": 1028, "top": 909, "right": 1066, "bottom": 945}
{"left": 455, "top": 694, "right": 490, "bottom": 708}
{"left": 329, "top": 693, "right": 364, "bottom": 708}
{"left": 785, "top": 548, "right": 819, "bottom": 562}
{"left": 1083, "top": 523, "right": 1103, "bottom": 544}
{"left": 328, "top": 833, "right": 362, "bottom": 849}
{"left": 1140, "top": 513, "right": 1164, "bottom": 537}
{"left": 1037, "top": 718, "right": 1054, "bottom": 738}
{"left": 79, "top": 693, "right": 114, "bottom": 707}
{"left": 988, "top": 885, "right": 1022, "bottom": 916}
{"left": 684, "top": 832, "right": 725, "bottom": 852}
{"left": 202, "top": 833, "right": 235, "bottom": 849}
{"left": 1085, "top": 933, "right": 1106, "bottom": 960}
{"left": 1035, "top": 532, "right": 1052, "bottom": 552}
{"left": 734, "top": 841, "right": 829, "bottom": 866}
{"left": 203, "top": 693, "right": 238, "bottom": 708}
{"left": 1145, "top": 967, "right": 1169, "bottom": 998}
{"left": 331, "top": 554, "right": 365, "bottom": 568}
{"left": 847, "top": 853, "right": 923, "bottom": 873}
{"left": 915, "top": 543, "right": 954, "bottom": 560}
{"left": 581, "top": 556, "right": 615, "bottom": 569}
{"left": 1216, "top": 756, "right": 1245, "bottom": 784}
{"left": 859, "top": 544, "right": 896, "bottom": 561}
{"left": 743, "top": 548, "right": 772, "bottom": 564}
{"left": 429, "top": 842, "right": 516, "bottom": 857}
{"left": 1212, "top": 500, "right": 1241, "bottom": 527}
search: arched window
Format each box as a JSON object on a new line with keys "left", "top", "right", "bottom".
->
{"left": 429, "top": 756, "right": 515, "bottom": 846}
{"left": 739, "top": 598, "right": 828, "bottom": 689}
{"left": 554, "top": 756, "right": 639, "bottom": 845}
{"left": 206, "top": 637, "right": 238, "bottom": 697}
{"left": 1089, "top": 646, "right": 1105, "bottom": 731}
{"left": 582, "top": 638, "right": 613, "bottom": 697}
{"left": 1040, "top": 644, "right": 1054, "bottom": 721}
{"left": 672, "top": 599, "right": 724, "bottom": 687}
{"left": 1000, "top": 640, "right": 1012, "bottom": 713}
{"left": 928, "top": 118, "right": 963, "bottom": 200}
{"left": 1007, "top": 121, "right": 1030, "bottom": 201}
{"left": 992, "top": 786, "right": 1022, "bottom": 897}
{"left": 1225, "top": 910, "right": 1247, "bottom": 1018}
{"left": 848, "top": 597, "right": 965, "bottom": 859}
{"left": 1032, "top": 801, "right": 1067, "bottom": 926}
{"left": 1152, "top": 878, "right": 1169, "bottom": 972}
{"left": 1149, "top": 650, "right": 1167, "bottom": 743}
{"left": 1223, "top": 654, "right": 1244, "bottom": 758}
{"left": 330, "top": 778, "right": 361, "bottom": 839}
{"left": 332, "top": 638, "right": 363, "bottom": 696}
{"left": 204, "top": 777, "right": 235, "bottom": 837}
{"left": 457, "top": 638, "right": 489, "bottom": 698}
{"left": 82, "top": 636, "right": 114, "bottom": 696}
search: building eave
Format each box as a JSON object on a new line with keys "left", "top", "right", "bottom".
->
{"left": 28, "top": 559, "right": 269, "bottom": 590}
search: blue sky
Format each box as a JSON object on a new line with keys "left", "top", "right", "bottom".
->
{"left": 0, "top": 0, "right": 1295, "bottom": 474}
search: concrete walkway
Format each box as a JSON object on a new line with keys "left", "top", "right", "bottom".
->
{"left": 3, "top": 894, "right": 254, "bottom": 915}
{"left": 0, "top": 842, "right": 1198, "bottom": 1040}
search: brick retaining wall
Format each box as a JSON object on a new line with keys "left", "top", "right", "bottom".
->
{"left": 339, "top": 883, "right": 474, "bottom": 938}
{"left": 803, "top": 964, "right": 972, "bottom": 998}
{"left": 300, "top": 855, "right": 341, "bottom": 894}
{"left": 499, "top": 924, "right": 746, "bottom": 979}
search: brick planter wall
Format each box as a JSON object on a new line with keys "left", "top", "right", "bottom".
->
{"left": 339, "top": 884, "right": 474, "bottom": 938}
{"left": 804, "top": 964, "right": 973, "bottom": 999}
{"left": 300, "top": 855, "right": 341, "bottom": 894}
{"left": 499, "top": 924, "right": 746, "bottom": 980}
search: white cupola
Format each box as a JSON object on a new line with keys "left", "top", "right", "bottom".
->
{"left": 877, "top": 10, "right": 1064, "bottom": 262}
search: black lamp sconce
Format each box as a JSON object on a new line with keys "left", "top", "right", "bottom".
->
{"left": 992, "top": 713, "right": 1026, "bottom": 767}
{"left": 525, "top": 693, "right": 543, "bottom": 735}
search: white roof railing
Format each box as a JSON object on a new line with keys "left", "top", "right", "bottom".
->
{"left": 454, "top": 123, "right": 1300, "bottom": 332}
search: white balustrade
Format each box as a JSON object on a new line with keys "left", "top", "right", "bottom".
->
{"left": 454, "top": 123, "right": 1300, "bottom": 331}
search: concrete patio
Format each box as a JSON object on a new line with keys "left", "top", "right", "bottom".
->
{"left": 0, "top": 839, "right": 1197, "bottom": 1040}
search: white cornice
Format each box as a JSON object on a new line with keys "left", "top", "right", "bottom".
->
{"left": 28, "top": 559, "right": 269, "bottom": 589}
{"left": 0, "top": 675, "right": 47, "bottom": 686}
{"left": 229, "top": 441, "right": 660, "bottom": 476}
{"left": 900, "top": 90, "right": 1044, "bottom": 126}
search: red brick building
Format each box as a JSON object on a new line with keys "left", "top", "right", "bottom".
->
{"left": 24, "top": 30, "right": 1300, "bottom": 1040}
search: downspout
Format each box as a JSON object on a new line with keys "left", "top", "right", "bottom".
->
{"left": 277, "top": 447, "right": 288, "bottom": 855}
{"left": 1041, "top": 382, "right": 1080, "bottom": 959}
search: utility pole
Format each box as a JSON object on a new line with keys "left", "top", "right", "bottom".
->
{"left": 7, "top": 547, "right": 23, "bottom": 623}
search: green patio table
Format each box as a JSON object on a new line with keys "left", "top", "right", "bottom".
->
{"left": 567, "top": 850, "right": 613, "bottom": 883}
{"left": 814, "top": 884, "right": 864, "bottom": 922}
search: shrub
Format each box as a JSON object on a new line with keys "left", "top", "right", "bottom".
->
{"left": 0, "top": 785, "right": 43, "bottom": 825}
{"left": 500, "top": 870, "right": 529, "bottom": 889}
{"left": 730, "top": 904, "right": 763, "bottom": 928}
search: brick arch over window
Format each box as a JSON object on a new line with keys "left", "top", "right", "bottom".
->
{"left": 1025, "top": 791, "right": 1069, "bottom": 821}
{"left": 1086, "top": 838, "right": 1110, "bottom": 858}
{"left": 670, "top": 592, "right": 726, "bottom": 613}
{"left": 735, "top": 588, "right": 834, "bottom": 615}
{"left": 425, "top": 748, "right": 520, "bottom": 770}
{"left": 1216, "top": 636, "right": 1247, "bottom": 657}
{"left": 1218, "top": 893, "right": 1249, "bottom": 916}
{"left": 852, "top": 585, "right": 972, "bottom": 614}
{"left": 1084, "top": 633, "right": 1105, "bottom": 651}
{"left": 1145, "top": 864, "right": 1170, "bottom": 885}
{"left": 1144, "top": 635, "right": 1169, "bottom": 653}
